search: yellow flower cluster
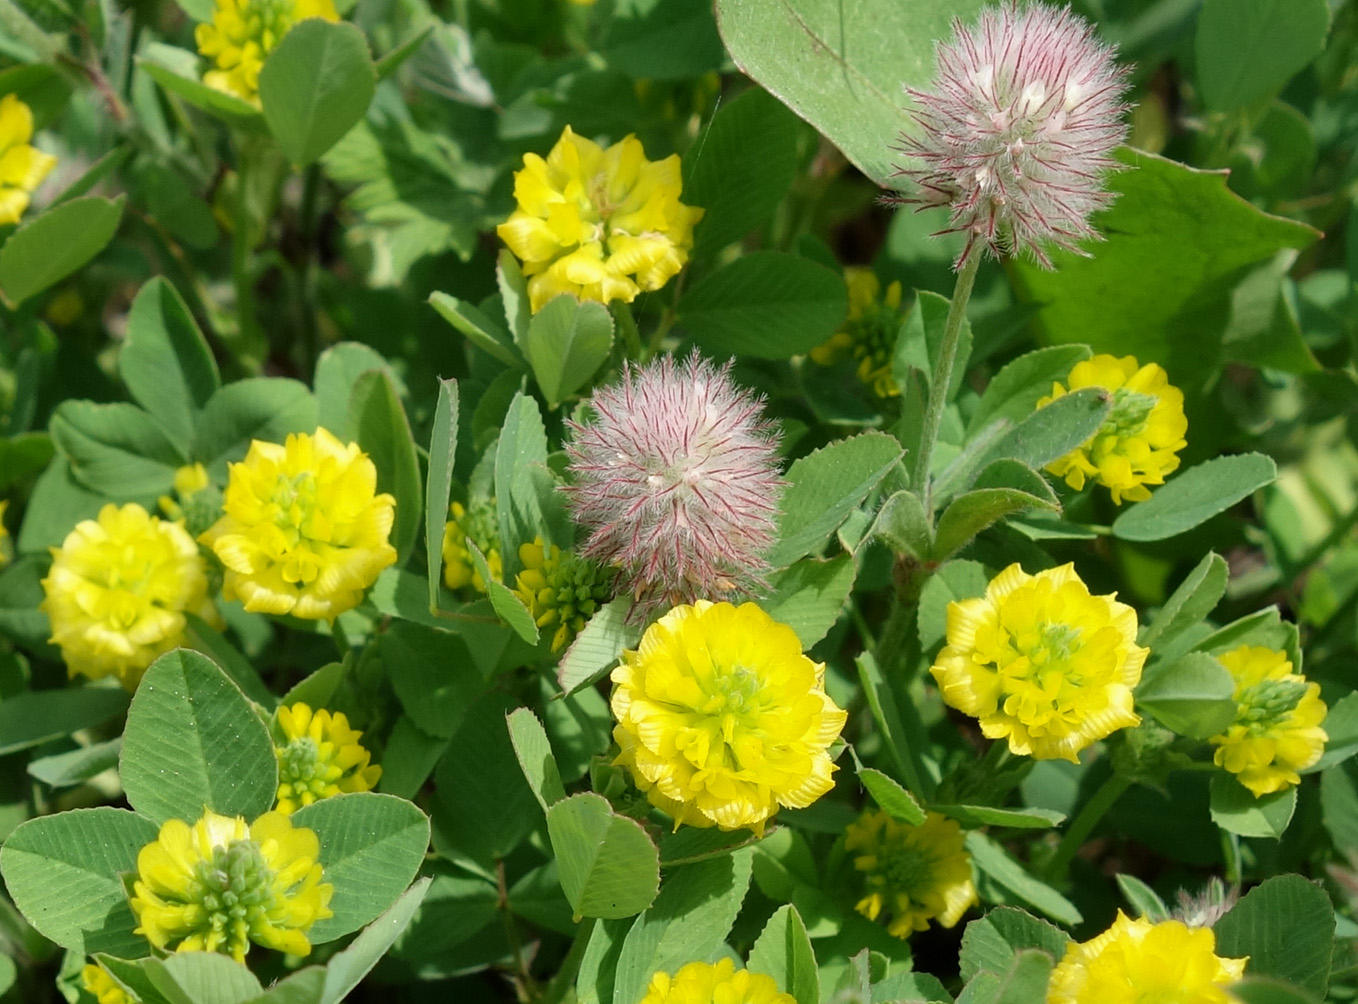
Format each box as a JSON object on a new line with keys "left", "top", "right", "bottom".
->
{"left": 1047, "top": 912, "right": 1247, "bottom": 1004}
{"left": 0, "top": 93, "right": 58, "bottom": 225}
{"left": 845, "top": 810, "right": 977, "bottom": 937}
{"left": 441, "top": 499, "right": 501, "bottom": 593}
{"left": 1039, "top": 354, "right": 1188, "bottom": 504}
{"left": 129, "top": 809, "right": 333, "bottom": 961}
{"left": 81, "top": 962, "right": 132, "bottom": 1004}
{"left": 1209, "top": 645, "right": 1327, "bottom": 798}
{"left": 497, "top": 126, "right": 704, "bottom": 312}
{"left": 274, "top": 701, "right": 382, "bottom": 813}
{"left": 611, "top": 601, "right": 847, "bottom": 834}
{"left": 512, "top": 537, "right": 612, "bottom": 652}
{"left": 929, "top": 563, "right": 1148, "bottom": 763}
{"left": 637, "top": 958, "right": 794, "bottom": 1004}
{"left": 40, "top": 503, "right": 216, "bottom": 690}
{"left": 809, "top": 267, "right": 905, "bottom": 398}
{"left": 199, "top": 428, "right": 396, "bottom": 621}
{"left": 195, "top": 0, "right": 339, "bottom": 105}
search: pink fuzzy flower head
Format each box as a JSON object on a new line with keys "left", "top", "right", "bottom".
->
{"left": 893, "top": 2, "right": 1130, "bottom": 270}
{"left": 564, "top": 353, "right": 782, "bottom": 617}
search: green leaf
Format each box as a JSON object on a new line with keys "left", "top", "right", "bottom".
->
{"left": 194, "top": 378, "right": 318, "bottom": 479}
{"left": 546, "top": 792, "right": 660, "bottom": 921}
{"left": 857, "top": 766, "right": 925, "bottom": 825}
{"left": 27, "top": 737, "right": 122, "bottom": 788}
{"left": 0, "top": 685, "right": 130, "bottom": 756}
{"left": 0, "top": 808, "right": 158, "bottom": 956}
{"left": 50, "top": 400, "right": 184, "bottom": 498}
{"left": 424, "top": 378, "right": 458, "bottom": 610}
{"left": 428, "top": 291, "right": 520, "bottom": 367}
{"left": 0, "top": 196, "right": 124, "bottom": 306}
{"left": 496, "top": 250, "right": 532, "bottom": 349}
{"left": 1135, "top": 652, "right": 1237, "bottom": 739}
{"left": 524, "top": 296, "right": 614, "bottom": 406}
{"left": 378, "top": 621, "right": 486, "bottom": 739}
{"left": 713, "top": 0, "right": 986, "bottom": 184}
{"left": 374, "top": 24, "right": 433, "bottom": 80}
{"left": 1229, "top": 979, "right": 1325, "bottom": 1004}
{"left": 138, "top": 45, "right": 263, "bottom": 127}
{"left": 507, "top": 707, "right": 566, "bottom": 811}
{"left": 119, "top": 278, "right": 220, "bottom": 451}
{"left": 495, "top": 391, "right": 566, "bottom": 573}
{"left": 965, "top": 832, "right": 1081, "bottom": 926}
{"left": 468, "top": 539, "right": 539, "bottom": 645}
{"left": 1140, "top": 552, "right": 1228, "bottom": 650}
{"left": 1214, "top": 874, "right": 1334, "bottom": 998}
{"left": 599, "top": 0, "right": 724, "bottom": 80}
{"left": 769, "top": 431, "right": 903, "bottom": 567}
{"left": 678, "top": 252, "right": 847, "bottom": 359}
{"left": 292, "top": 792, "right": 430, "bottom": 943}
{"left": 933, "top": 805, "right": 1064, "bottom": 829}
{"left": 377, "top": 716, "right": 447, "bottom": 800}
{"left": 119, "top": 650, "right": 278, "bottom": 825}
{"left": 1209, "top": 775, "right": 1297, "bottom": 838}
{"left": 972, "top": 459, "right": 1059, "bottom": 506}
{"left": 896, "top": 290, "right": 973, "bottom": 408}
{"left": 683, "top": 87, "right": 802, "bottom": 255}
{"left": 350, "top": 369, "right": 422, "bottom": 565}
{"left": 183, "top": 613, "right": 275, "bottom": 707}
{"left": 1310, "top": 691, "right": 1358, "bottom": 772}
{"left": 966, "top": 345, "right": 1091, "bottom": 437}
{"left": 867, "top": 490, "right": 933, "bottom": 560}
{"left": 917, "top": 559, "right": 988, "bottom": 654}
{"left": 957, "top": 949, "right": 1054, "bottom": 1004}
{"left": 967, "top": 387, "right": 1110, "bottom": 485}
{"left": 242, "top": 968, "right": 325, "bottom": 1004}
{"left": 1112, "top": 453, "right": 1277, "bottom": 542}
{"left": 259, "top": 20, "right": 376, "bottom": 167}
{"left": 0, "top": 431, "right": 54, "bottom": 491}
{"left": 145, "top": 953, "right": 262, "bottom": 1004}
{"left": 748, "top": 904, "right": 819, "bottom": 1004}
{"left": 318, "top": 878, "right": 431, "bottom": 1004}
{"left": 933, "top": 488, "right": 1057, "bottom": 561}
{"left": 1195, "top": 0, "right": 1330, "bottom": 112}
{"left": 558, "top": 598, "right": 640, "bottom": 697}
{"left": 1115, "top": 874, "right": 1170, "bottom": 922}
{"left": 313, "top": 342, "right": 399, "bottom": 440}
{"left": 761, "top": 555, "right": 856, "bottom": 648}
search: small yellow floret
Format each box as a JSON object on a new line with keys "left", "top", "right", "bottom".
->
{"left": 0, "top": 93, "right": 58, "bottom": 225}
{"left": 512, "top": 537, "right": 611, "bottom": 652}
{"left": 497, "top": 125, "right": 704, "bottom": 312}
{"left": 274, "top": 701, "right": 382, "bottom": 813}
{"left": 1209, "top": 645, "right": 1327, "bottom": 798}
{"left": 195, "top": 0, "right": 339, "bottom": 105}
{"left": 809, "top": 267, "right": 905, "bottom": 398}
{"left": 611, "top": 600, "right": 847, "bottom": 834}
{"left": 929, "top": 563, "right": 1148, "bottom": 762}
{"left": 441, "top": 499, "right": 501, "bottom": 593}
{"left": 41, "top": 503, "right": 216, "bottom": 690}
{"left": 81, "top": 962, "right": 133, "bottom": 1004}
{"left": 637, "top": 958, "right": 794, "bottom": 1004}
{"left": 199, "top": 428, "right": 397, "bottom": 621}
{"left": 845, "top": 809, "right": 977, "bottom": 937}
{"left": 1038, "top": 354, "right": 1187, "bottom": 504}
{"left": 129, "top": 808, "right": 334, "bottom": 962}
{"left": 1047, "top": 911, "right": 1247, "bottom": 1004}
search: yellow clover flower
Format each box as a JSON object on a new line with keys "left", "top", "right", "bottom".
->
{"left": 441, "top": 499, "right": 501, "bottom": 593}
{"left": 638, "top": 958, "right": 794, "bottom": 1004}
{"left": 274, "top": 702, "right": 382, "bottom": 813}
{"left": 199, "top": 428, "right": 397, "bottom": 621}
{"left": 1209, "top": 645, "right": 1327, "bottom": 798}
{"left": 0, "top": 93, "right": 58, "bottom": 226}
{"left": 129, "top": 808, "right": 334, "bottom": 962}
{"left": 929, "top": 563, "right": 1148, "bottom": 763}
{"left": 844, "top": 809, "right": 978, "bottom": 937}
{"left": 809, "top": 267, "right": 905, "bottom": 398}
{"left": 611, "top": 600, "right": 848, "bottom": 834}
{"left": 1038, "top": 354, "right": 1188, "bottom": 505}
{"left": 40, "top": 503, "right": 216, "bottom": 690}
{"left": 512, "top": 537, "right": 612, "bottom": 653}
{"left": 1047, "top": 911, "right": 1247, "bottom": 1004}
{"left": 195, "top": 0, "right": 339, "bottom": 106}
{"left": 81, "top": 962, "right": 133, "bottom": 1004}
{"left": 497, "top": 125, "right": 705, "bottom": 312}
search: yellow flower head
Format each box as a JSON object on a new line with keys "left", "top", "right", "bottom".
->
{"left": 129, "top": 808, "right": 334, "bottom": 962}
{"left": 81, "top": 962, "right": 133, "bottom": 1004}
{"left": 1209, "top": 645, "right": 1327, "bottom": 798}
{"left": 40, "top": 503, "right": 216, "bottom": 690}
{"left": 1047, "top": 911, "right": 1247, "bottom": 1004}
{"left": 844, "top": 809, "right": 977, "bottom": 937}
{"left": 0, "top": 93, "right": 58, "bottom": 226}
{"left": 441, "top": 499, "right": 501, "bottom": 593}
{"left": 497, "top": 125, "right": 705, "bottom": 312}
{"left": 513, "top": 537, "right": 612, "bottom": 653}
{"left": 611, "top": 600, "right": 848, "bottom": 834}
{"left": 638, "top": 958, "right": 794, "bottom": 1004}
{"left": 1038, "top": 354, "right": 1187, "bottom": 505}
{"left": 930, "top": 563, "right": 1148, "bottom": 763}
{"left": 199, "top": 428, "right": 397, "bottom": 621}
{"left": 195, "top": 0, "right": 339, "bottom": 105}
{"left": 274, "top": 702, "right": 382, "bottom": 814}
{"left": 809, "top": 267, "right": 905, "bottom": 398}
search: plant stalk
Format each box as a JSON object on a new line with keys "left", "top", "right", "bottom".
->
{"left": 1045, "top": 770, "right": 1131, "bottom": 882}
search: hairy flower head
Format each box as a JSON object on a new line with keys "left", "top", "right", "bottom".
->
{"left": 1047, "top": 911, "right": 1247, "bottom": 1004}
{"left": 894, "top": 2, "right": 1130, "bottom": 269}
{"left": 1209, "top": 645, "right": 1327, "bottom": 798}
{"left": 199, "top": 428, "right": 397, "bottom": 621}
{"left": 441, "top": 499, "right": 501, "bottom": 593}
{"left": 1039, "top": 354, "right": 1187, "bottom": 504}
{"left": 566, "top": 353, "right": 781, "bottom": 616}
{"left": 845, "top": 809, "right": 977, "bottom": 937}
{"left": 195, "top": 0, "right": 339, "bottom": 105}
{"left": 809, "top": 267, "right": 906, "bottom": 398}
{"left": 81, "top": 962, "right": 133, "bottom": 1004}
{"left": 41, "top": 503, "right": 216, "bottom": 690}
{"left": 930, "top": 562, "right": 1148, "bottom": 762}
{"left": 638, "top": 958, "right": 794, "bottom": 1004}
{"left": 129, "top": 809, "right": 333, "bottom": 962}
{"left": 274, "top": 702, "right": 381, "bottom": 814}
{"left": 497, "top": 125, "right": 704, "bottom": 312}
{"left": 513, "top": 537, "right": 612, "bottom": 652}
{"left": 0, "top": 93, "right": 58, "bottom": 225}
{"left": 611, "top": 600, "right": 847, "bottom": 834}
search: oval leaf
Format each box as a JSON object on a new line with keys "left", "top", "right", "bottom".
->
{"left": 546, "top": 792, "right": 660, "bottom": 921}
{"left": 1113, "top": 453, "right": 1277, "bottom": 542}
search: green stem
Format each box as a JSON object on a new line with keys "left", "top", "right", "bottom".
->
{"left": 1045, "top": 771, "right": 1132, "bottom": 881}
{"left": 540, "top": 917, "right": 596, "bottom": 1004}
{"left": 497, "top": 857, "right": 536, "bottom": 1001}
{"left": 230, "top": 142, "right": 268, "bottom": 371}
{"left": 914, "top": 254, "right": 981, "bottom": 520}
{"left": 612, "top": 301, "right": 642, "bottom": 361}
